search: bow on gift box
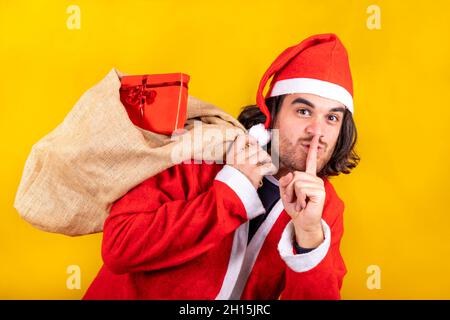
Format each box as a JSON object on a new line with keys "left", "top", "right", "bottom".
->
{"left": 121, "top": 77, "right": 157, "bottom": 118}
{"left": 119, "top": 72, "right": 190, "bottom": 134}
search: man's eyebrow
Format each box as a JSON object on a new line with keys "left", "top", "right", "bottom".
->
{"left": 291, "top": 97, "right": 346, "bottom": 113}
{"left": 330, "top": 107, "right": 346, "bottom": 113}
{"left": 291, "top": 97, "right": 315, "bottom": 108}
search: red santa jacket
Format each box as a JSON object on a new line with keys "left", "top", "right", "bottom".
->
{"left": 83, "top": 161, "right": 347, "bottom": 300}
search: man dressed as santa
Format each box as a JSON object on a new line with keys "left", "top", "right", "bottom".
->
{"left": 83, "top": 33, "right": 360, "bottom": 300}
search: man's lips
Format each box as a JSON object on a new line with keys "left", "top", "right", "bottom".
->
{"left": 300, "top": 143, "right": 324, "bottom": 153}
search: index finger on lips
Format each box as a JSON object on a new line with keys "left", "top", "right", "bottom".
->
{"left": 305, "top": 134, "right": 320, "bottom": 176}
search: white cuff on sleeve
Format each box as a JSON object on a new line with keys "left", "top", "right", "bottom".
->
{"left": 215, "top": 165, "right": 265, "bottom": 219}
{"left": 277, "top": 219, "right": 331, "bottom": 272}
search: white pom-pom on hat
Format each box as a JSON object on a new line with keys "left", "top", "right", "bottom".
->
{"left": 248, "top": 123, "right": 271, "bottom": 146}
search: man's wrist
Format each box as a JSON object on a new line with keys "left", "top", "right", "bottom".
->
{"left": 294, "top": 224, "right": 324, "bottom": 249}
{"left": 294, "top": 239, "right": 315, "bottom": 254}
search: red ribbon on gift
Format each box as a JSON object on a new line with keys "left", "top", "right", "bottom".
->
{"left": 122, "top": 78, "right": 157, "bottom": 118}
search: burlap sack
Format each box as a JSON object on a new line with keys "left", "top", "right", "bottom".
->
{"left": 14, "top": 68, "right": 246, "bottom": 236}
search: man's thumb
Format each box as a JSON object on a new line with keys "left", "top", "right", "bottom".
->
{"left": 279, "top": 172, "right": 293, "bottom": 188}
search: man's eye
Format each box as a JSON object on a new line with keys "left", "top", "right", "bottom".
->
{"left": 296, "top": 108, "right": 311, "bottom": 116}
{"left": 328, "top": 114, "right": 339, "bottom": 122}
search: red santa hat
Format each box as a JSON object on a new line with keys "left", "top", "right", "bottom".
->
{"left": 248, "top": 33, "right": 354, "bottom": 146}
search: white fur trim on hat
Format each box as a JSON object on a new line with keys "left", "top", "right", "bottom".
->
{"left": 269, "top": 77, "right": 354, "bottom": 114}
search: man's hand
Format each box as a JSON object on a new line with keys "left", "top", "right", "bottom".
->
{"left": 226, "top": 134, "right": 277, "bottom": 189}
{"left": 279, "top": 134, "right": 326, "bottom": 249}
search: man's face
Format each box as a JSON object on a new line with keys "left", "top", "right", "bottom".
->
{"left": 272, "top": 93, "right": 346, "bottom": 175}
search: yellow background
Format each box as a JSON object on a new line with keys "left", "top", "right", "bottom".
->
{"left": 1, "top": 0, "right": 450, "bottom": 299}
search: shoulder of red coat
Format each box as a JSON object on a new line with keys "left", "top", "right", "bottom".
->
{"left": 177, "top": 160, "right": 225, "bottom": 176}
{"left": 136, "top": 160, "right": 224, "bottom": 187}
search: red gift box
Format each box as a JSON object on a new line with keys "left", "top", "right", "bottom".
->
{"left": 119, "top": 73, "right": 190, "bottom": 135}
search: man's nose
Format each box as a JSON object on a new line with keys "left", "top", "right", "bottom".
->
{"left": 305, "top": 119, "right": 324, "bottom": 137}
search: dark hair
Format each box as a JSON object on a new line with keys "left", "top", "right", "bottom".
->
{"left": 237, "top": 95, "right": 360, "bottom": 177}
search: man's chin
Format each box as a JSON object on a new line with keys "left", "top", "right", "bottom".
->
{"left": 276, "top": 163, "right": 306, "bottom": 176}
{"left": 279, "top": 159, "right": 324, "bottom": 175}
